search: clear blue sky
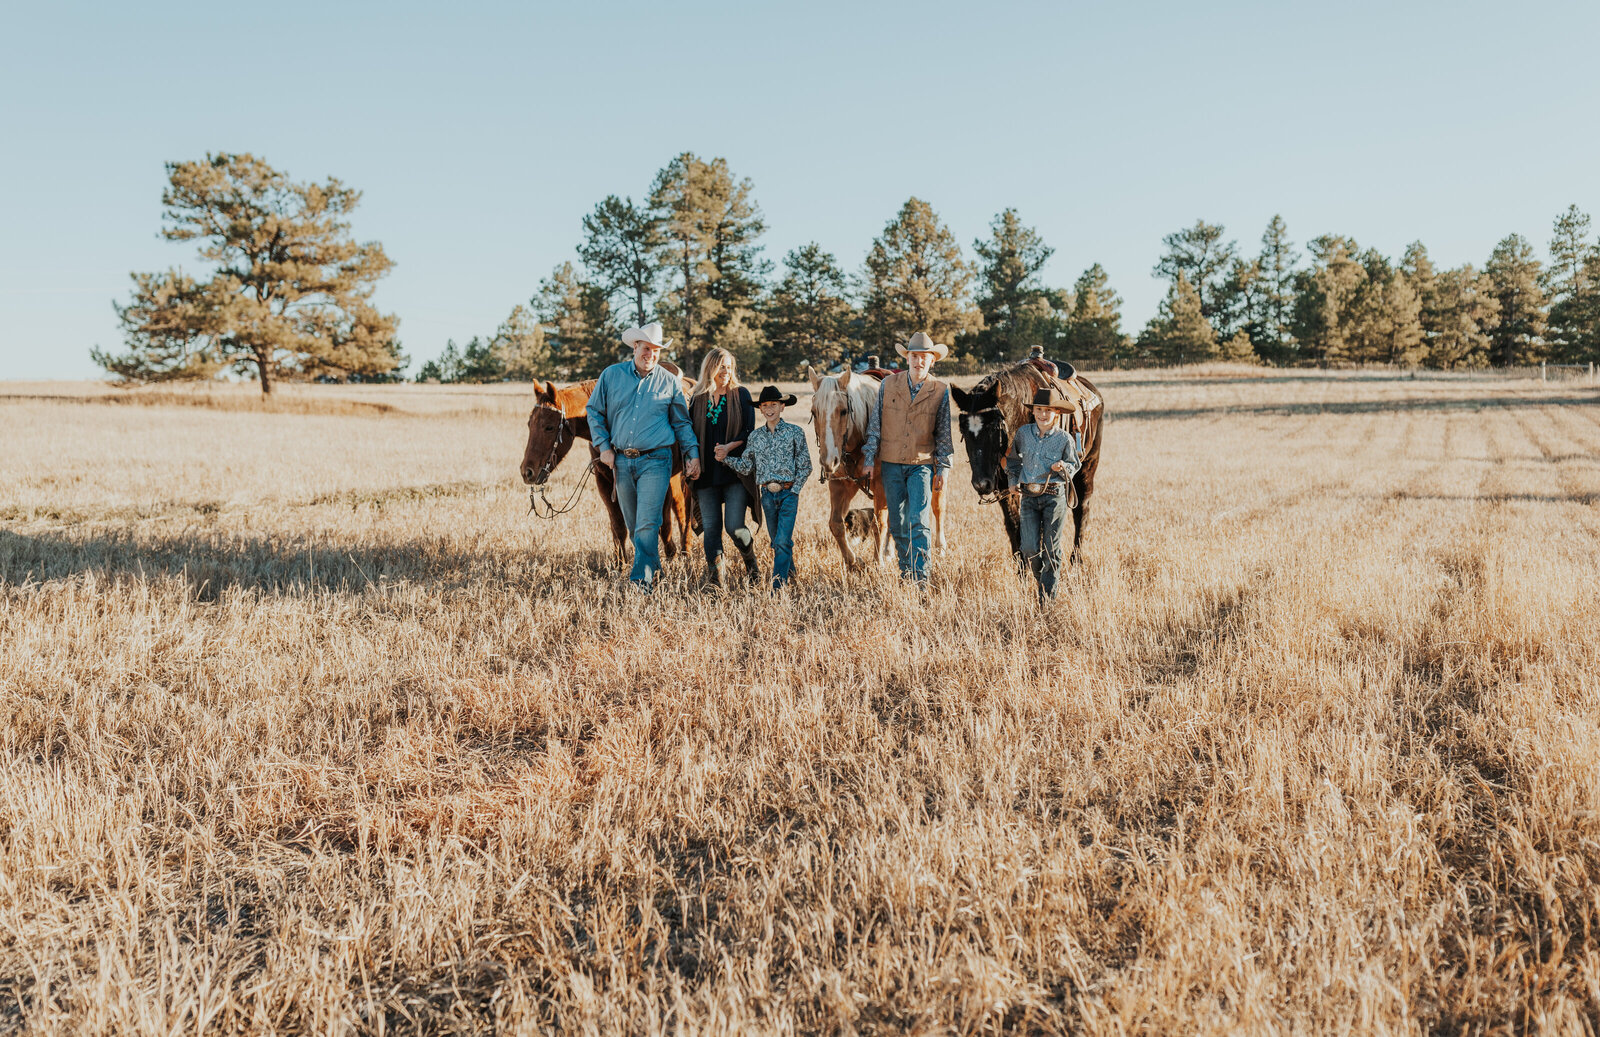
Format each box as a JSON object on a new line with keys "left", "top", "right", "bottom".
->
{"left": 3, "top": 0, "right": 1597, "bottom": 380}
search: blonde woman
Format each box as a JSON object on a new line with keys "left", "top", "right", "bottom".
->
{"left": 688, "top": 348, "right": 761, "bottom": 586}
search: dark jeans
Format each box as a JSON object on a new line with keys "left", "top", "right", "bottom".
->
{"left": 695, "top": 482, "right": 750, "bottom": 566}
{"left": 760, "top": 487, "right": 799, "bottom": 588}
{"left": 1019, "top": 489, "right": 1067, "bottom": 600}
{"left": 613, "top": 449, "right": 673, "bottom": 587}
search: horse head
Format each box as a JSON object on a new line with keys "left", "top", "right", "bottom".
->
{"left": 952, "top": 380, "right": 1009, "bottom": 497}
{"left": 809, "top": 369, "right": 869, "bottom": 479}
{"left": 521, "top": 379, "right": 579, "bottom": 486}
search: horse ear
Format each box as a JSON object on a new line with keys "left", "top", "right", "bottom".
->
{"left": 535, "top": 380, "right": 553, "bottom": 403}
{"left": 807, "top": 366, "right": 822, "bottom": 391}
{"left": 837, "top": 368, "right": 852, "bottom": 389}
{"left": 951, "top": 385, "right": 970, "bottom": 411}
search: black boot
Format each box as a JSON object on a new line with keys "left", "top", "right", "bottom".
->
{"left": 733, "top": 531, "right": 761, "bottom": 587}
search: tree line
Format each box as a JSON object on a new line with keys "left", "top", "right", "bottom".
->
{"left": 97, "top": 153, "right": 1600, "bottom": 394}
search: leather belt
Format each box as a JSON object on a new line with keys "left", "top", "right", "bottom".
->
{"left": 619, "top": 446, "right": 669, "bottom": 458}
{"left": 764, "top": 481, "right": 794, "bottom": 493}
{"left": 1022, "top": 482, "right": 1064, "bottom": 497}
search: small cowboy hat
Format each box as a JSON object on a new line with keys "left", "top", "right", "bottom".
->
{"left": 895, "top": 331, "right": 950, "bottom": 361}
{"left": 621, "top": 322, "right": 672, "bottom": 350}
{"left": 754, "top": 385, "right": 798, "bottom": 407}
{"left": 1030, "top": 386, "right": 1078, "bottom": 412}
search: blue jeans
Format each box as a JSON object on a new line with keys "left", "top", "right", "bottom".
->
{"left": 1019, "top": 490, "right": 1067, "bottom": 600}
{"left": 760, "top": 487, "right": 799, "bottom": 588}
{"left": 614, "top": 449, "right": 674, "bottom": 586}
{"left": 880, "top": 461, "right": 934, "bottom": 582}
{"left": 695, "top": 482, "right": 750, "bottom": 567}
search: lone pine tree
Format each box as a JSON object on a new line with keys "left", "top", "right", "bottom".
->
{"left": 94, "top": 153, "right": 400, "bottom": 394}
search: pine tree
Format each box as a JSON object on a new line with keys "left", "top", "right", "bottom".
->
{"left": 1544, "top": 205, "right": 1599, "bottom": 363}
{"left": 1214, "top": 256, "right": 1264, "bottom": 352}
{"left": 433, "top": 340, "right": 465, "bottom": 383}
{"left": 1059, "top": 263, "right": 1128, "bottom": 365}
{"left": 1153, "top": 220, "right": 1237, "bottom": 324}
{"left": 535, "top": 262, "right": 617, "bottom": 378}
{"left": 1289, "top": 236, "right": 1367, "bottom": 365}
{"left": 763, "top": 243, "right": 858, "bottom": 376}
{"left": 970, "top": 208, "right": 1056, "bottom": 362}
{"left": 489, "top": 303, "right": 548, "bottom": 381}
{"left": 1425, "top": 265, "right": 1500, "bottom": 368}
{"left": 457, "top": 336, "right": 503, "bottom": 383}
{"left": 1256, "top": 215, "right": 1299, "bottom": 363}
{"left": 94, "top": 153, "right": 400, "bottom": 394}
{"left": 1137, "top": 273, "right": 1217, "bottom": 365}
{"left": 1484, "top": 234, "right": 1547, "bottom": 366}
{"left": 648, "top": 153, "right": 769, "bottom": 371}
{"left": 1218, "top": 331, "right": 1258, "bottom": 365}
{"left": 861, "top": 197, "right": 981, "bottom": 357}
{"left": 578, "top": 195, "right": 659, "bottom": 327}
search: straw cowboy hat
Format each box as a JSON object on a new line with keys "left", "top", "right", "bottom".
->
{"left": 1030, "top": 386, "right": 1079, "bottom": 413}
{"left": 895, "top": 331, "right": 949, "bottom": 361}
{"left": 621, "top": 322, "right": 672, "bottom": 350}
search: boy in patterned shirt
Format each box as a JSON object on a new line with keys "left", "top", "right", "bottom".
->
{"left": 724, "top": 386, "right": 812, "bottom": 589}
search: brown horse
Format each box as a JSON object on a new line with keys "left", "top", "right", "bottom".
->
{"left": 806, "top": 367, "right": 945, "bottom": 569}
{"left": 520, "top": 375, "right": 696, "bottom": 564}
{"left": 950, "top": 360, "right": 1104, "bottom": 564}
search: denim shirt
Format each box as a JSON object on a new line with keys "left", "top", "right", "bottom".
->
{"left": 1005, "top": 421, "right": 1084, "bottom": 487}
{"left": 586, "top": 360, "right": 699, "bottom": 458}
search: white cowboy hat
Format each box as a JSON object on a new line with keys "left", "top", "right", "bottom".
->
{"left": 621, "top": 322, "right": 672, "bottom": 350}
{"left": 895, "top": 331, "right": 949, "bottom": 361}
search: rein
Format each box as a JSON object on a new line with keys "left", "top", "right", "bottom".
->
{"left": 526, "top": 405, "right": 609, "bottom": 519}
{"left": 528, "top": 458, "right": 602, "bottom": 518}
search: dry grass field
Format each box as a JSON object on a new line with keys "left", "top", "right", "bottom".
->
{"left": 2, "top": 367, "right": 1599, "bottom": 1035}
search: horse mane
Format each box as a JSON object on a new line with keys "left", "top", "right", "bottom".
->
{"left": 992, "top": 362, "right": 1053, "bottom": 431}
{"left": 813, "top": 373, "right": 877, "bottom": 435}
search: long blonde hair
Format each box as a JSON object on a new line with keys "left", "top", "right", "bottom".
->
{"left": 689, "top": 347, "right": 741, "bottom": 401}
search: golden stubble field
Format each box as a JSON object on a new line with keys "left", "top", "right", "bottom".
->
{"left": 2, "top": 368, "right": 1599, "bottom": 1035}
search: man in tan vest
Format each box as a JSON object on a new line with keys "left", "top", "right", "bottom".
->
{"left": 861, "top": 332, "right": 953, "bottom": 583}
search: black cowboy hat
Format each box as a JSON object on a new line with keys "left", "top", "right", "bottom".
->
{"left": 755, "top": 385, "right": 798, "bottom": 406}
{"left": 1030, "top": 386, "right": 1078, "bottom": 412}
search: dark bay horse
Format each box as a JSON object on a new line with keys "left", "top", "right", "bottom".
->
{"left": 950, "top": 360, "right": 1104, "bottom": 564}
{"left": 520, "top": 374, "right": 697, "bottom": 563}
{"left": 807, "top": 366, "right": 944, "bottom": 569}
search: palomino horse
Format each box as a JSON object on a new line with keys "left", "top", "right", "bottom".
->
{"left": 806, "top": 367, "right": 945, "bottom": 569}
{"left": 950, "top": 360, "right": 1104, "bottom": 564}
{"left": 520, "top": 374, "right": 696, "bottom": 564}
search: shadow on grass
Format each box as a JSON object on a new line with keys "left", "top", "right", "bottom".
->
{"left": 1113, "top": 393, "right": 1600, "bottom": 423}
{"left": 0, "top": 527, "right": 623, "bottom": 599}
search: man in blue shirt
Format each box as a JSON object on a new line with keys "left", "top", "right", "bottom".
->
{"left": 586, "top": 323, "right": 701, "bottom": 589}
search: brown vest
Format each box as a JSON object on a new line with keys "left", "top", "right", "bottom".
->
{"left": 877, "top": 371, "right": 948, "bottom": 465}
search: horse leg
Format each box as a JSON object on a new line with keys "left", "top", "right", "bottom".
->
{"left": 872, "top": 470, "right": 891, "bottom": 566}
{"left": 595, "top": 466, "right": 629, "bottom": 566}
{"left": 1002, "top": 492, "right": 1024, "bottom": 563}
{"left": 828, "top": 481, "right": 858, "bottom": 569}
{"left": 1070, "top": 494, "right": 1091, "bottom": 566}
{"left": 659, "top": 475, "right": 684, "bottom": 561}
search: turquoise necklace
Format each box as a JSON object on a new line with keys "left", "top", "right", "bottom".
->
{"left": 707, "top": 393, "right": 726, "bottom": 423}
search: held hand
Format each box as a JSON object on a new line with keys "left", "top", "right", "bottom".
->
{"left": 600, "top": 449, "right": 616, "bottom": 469}
{"left": 713, "top": 444, "right": 730, "bottom": 462}
{"left": 1050, "top": 461, "right": 1067, "bottom": 475}
{"left": 932, "top": 472, "right": 946, "bottom": 491}
{"left": 685, "top": 458, "right": 701, "bottom": 481}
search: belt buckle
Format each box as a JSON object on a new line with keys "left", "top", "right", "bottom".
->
{"left": 1024, "top": 482, "right": 1045, "bottom": 496}
{"left": 765, "top": 481, "right": 784, "bottom": 493}
{"left": 621, "top": 448, "right": 641, "bottom": 458}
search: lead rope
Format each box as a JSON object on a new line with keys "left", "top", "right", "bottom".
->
{"left": 528, "top": 458, "right": 602, "bottom": 518}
